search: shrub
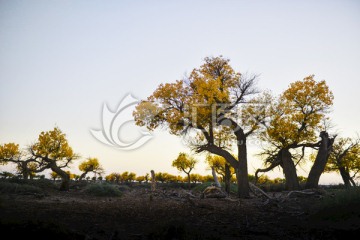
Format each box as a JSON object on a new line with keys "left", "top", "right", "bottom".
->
{"left": 83, "top": 183, "right": 122, "bottom": 197}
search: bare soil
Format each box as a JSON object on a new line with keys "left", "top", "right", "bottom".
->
{"left": 0, "top": 186, "right": 359, "bottom": 239}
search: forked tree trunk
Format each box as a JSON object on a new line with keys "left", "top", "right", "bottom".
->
{"left": 306, "top": 131, "right": 335, "bottom": 189}
{"left": 224, "top": 164, "right": 231, "bottom": 195}
{"left": 339, "top": 167, "right": 352, "bottom": 187}
{"left": 281, "top": 149, "right": 300, "bottom": 190}
{"left": 237, "top": 136, "right": 250, "bottom": 198}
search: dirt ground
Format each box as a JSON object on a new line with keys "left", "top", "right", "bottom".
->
{"left": 0, "top": 187, "right": 359, "bottom": 240}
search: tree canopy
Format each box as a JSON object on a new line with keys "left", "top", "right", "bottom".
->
{"left": 134, "top": 56, "right": 263, "bottom": 197}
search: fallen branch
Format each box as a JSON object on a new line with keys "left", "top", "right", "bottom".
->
{"left": 249, "top": 182, "right": 272, "bottom": 199}
{"left": 286, "top": 190, "right": 316, "bottom": 198}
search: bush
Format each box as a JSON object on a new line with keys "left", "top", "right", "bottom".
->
{"left": 83, "top": 183, "right": 122, "bottom": 197}
{"left": 0, "top": 181, "right": 43, "bottom": 194}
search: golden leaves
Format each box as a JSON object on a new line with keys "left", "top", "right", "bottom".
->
{"left": 79, "top": 157, "right": 101, "bottom": 172}
{"left": 172, "top": 152, "right": 197, "bottom": 174}
{"left": 0, "top": 142, "right": 20, "bottom": 162}
{"left": 32, "top": 127, "right": 78, "bottom": 161}
{"left": 267, "top": 75, "right": 333, "bottom": 147}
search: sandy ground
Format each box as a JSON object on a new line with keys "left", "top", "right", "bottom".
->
{"left": 0, "top": 187, "right": 359, "bottom": 239}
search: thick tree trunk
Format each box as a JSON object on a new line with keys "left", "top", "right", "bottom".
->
{"left": 225, "top": 164, "right": 231, "bottom": 195}
{"left": 237, "top": 136, "right": 250, "bottom": 198}
{"left": 306, "top": 131, "right": 335, "bottom": 189}
{"left": 20, "top": 162, "right": 29, "bottom": 180}
{"left": 281, "top": 149, "right": 299, "bottom": 190}
{"left": 23, "top": 171, "right": 29, "bottom": 180}
{"left": 50, "top": 164, "right": 70, "bottom": 191}
{"left": 339, "top": 167, "right": 352, "bottom": 187}
{"left": 187, "top": 173, "right": 191, "bottom": 189}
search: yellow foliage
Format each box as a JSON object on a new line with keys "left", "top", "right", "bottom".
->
{"left": 172, "top": 153, "right": 197, "bottom": 174}
{"left": 0, "top": 143, "right": 20, "bottom": 163}
{"left": 266, "top": 75, "right": 333, "bottom": 147}
{"left": 133, "top": 56, "right": 245, "bottom": 141}
{"left": 206, "top": 154, "right": 235, "bottom": 177}
{"left": 32, "top": 127, "right": 78, "bottom": 162}
{"left": 326, "top": 138, "right": 360, "bottom": 173}
{"left": 79, "top": 157, "right": 103, "bottom": 173}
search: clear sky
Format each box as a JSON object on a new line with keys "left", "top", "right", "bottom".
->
{"left": 1, "top": 0, "right": 359, "bottom": 183}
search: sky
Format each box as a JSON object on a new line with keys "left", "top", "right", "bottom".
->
{"left": 0, "top": 0, "right": 359, "bottom": 184}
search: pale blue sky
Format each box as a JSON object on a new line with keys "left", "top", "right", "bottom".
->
{"left": 1, "top": 0, "right": 359, "bottom": 183}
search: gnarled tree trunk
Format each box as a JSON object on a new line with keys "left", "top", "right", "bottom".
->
{"left": 50, "top": 163, "right": 70, "bottom": 191}
{"left": 20, "top": 161, "right": 29, "bottom": 180}
{"left": 339, "top": 167, "right": 352, "bottom": 187}
{"left": 79, "top": 171, "right": 88, "bottom": 181}
{"left": 306, "top": 131, "right": 335, "bottom": 189}
{"left": 281, "top": 149, "right": 299, "bottom": 190}
{"left": 187, "top": 173, "right": 191, "bottom": 189}
{"left": 237, "top": 135, "right": 250, "bottom": 198}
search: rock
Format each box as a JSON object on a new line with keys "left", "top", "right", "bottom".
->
{"left": 202, "top": 186, "right": 226, "bottom": 199}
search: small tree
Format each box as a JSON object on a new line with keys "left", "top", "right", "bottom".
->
{"left": 325, "top": 137, "right": 360, "bottom": 187}
{"left": 136, "top": 176, "right": 145, "bottom": 183}
{"left": 0, "top": 143, "right": 45, "bottom": 179}
{"left": 202, "top": 175, "right": 214, "bottom": 183}
{"left": 78, "top": 157, "right": 104, "bottom": 181}
{"left": 121, "top": 171, "right": 129, "bottom": 182}
{"left": 105, "top": 173, "right": 121, "bottom": 183}
{"left": 206, "top": 154, "right": 235, "bottom": 193}
{"left": 155, "top": 172, "right": 166, "bottom": 183}
{"left": 190, "top": 173, "right": 203, "bottom": 183}
{"left": 172, "top": 153, "right": 197, "bottom": 189}
{"left": 144, "top": 173, "right": 150, "bottom": 183}
{"left": 128, "top": 172, "right": 136, "bottom": 182}
{"left": 29, "top": 127, "right": 79, "bottom": 191}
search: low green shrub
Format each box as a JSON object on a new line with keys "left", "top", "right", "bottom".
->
{"left": 83, "top": 183, "right": 122, "bottom": 197}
